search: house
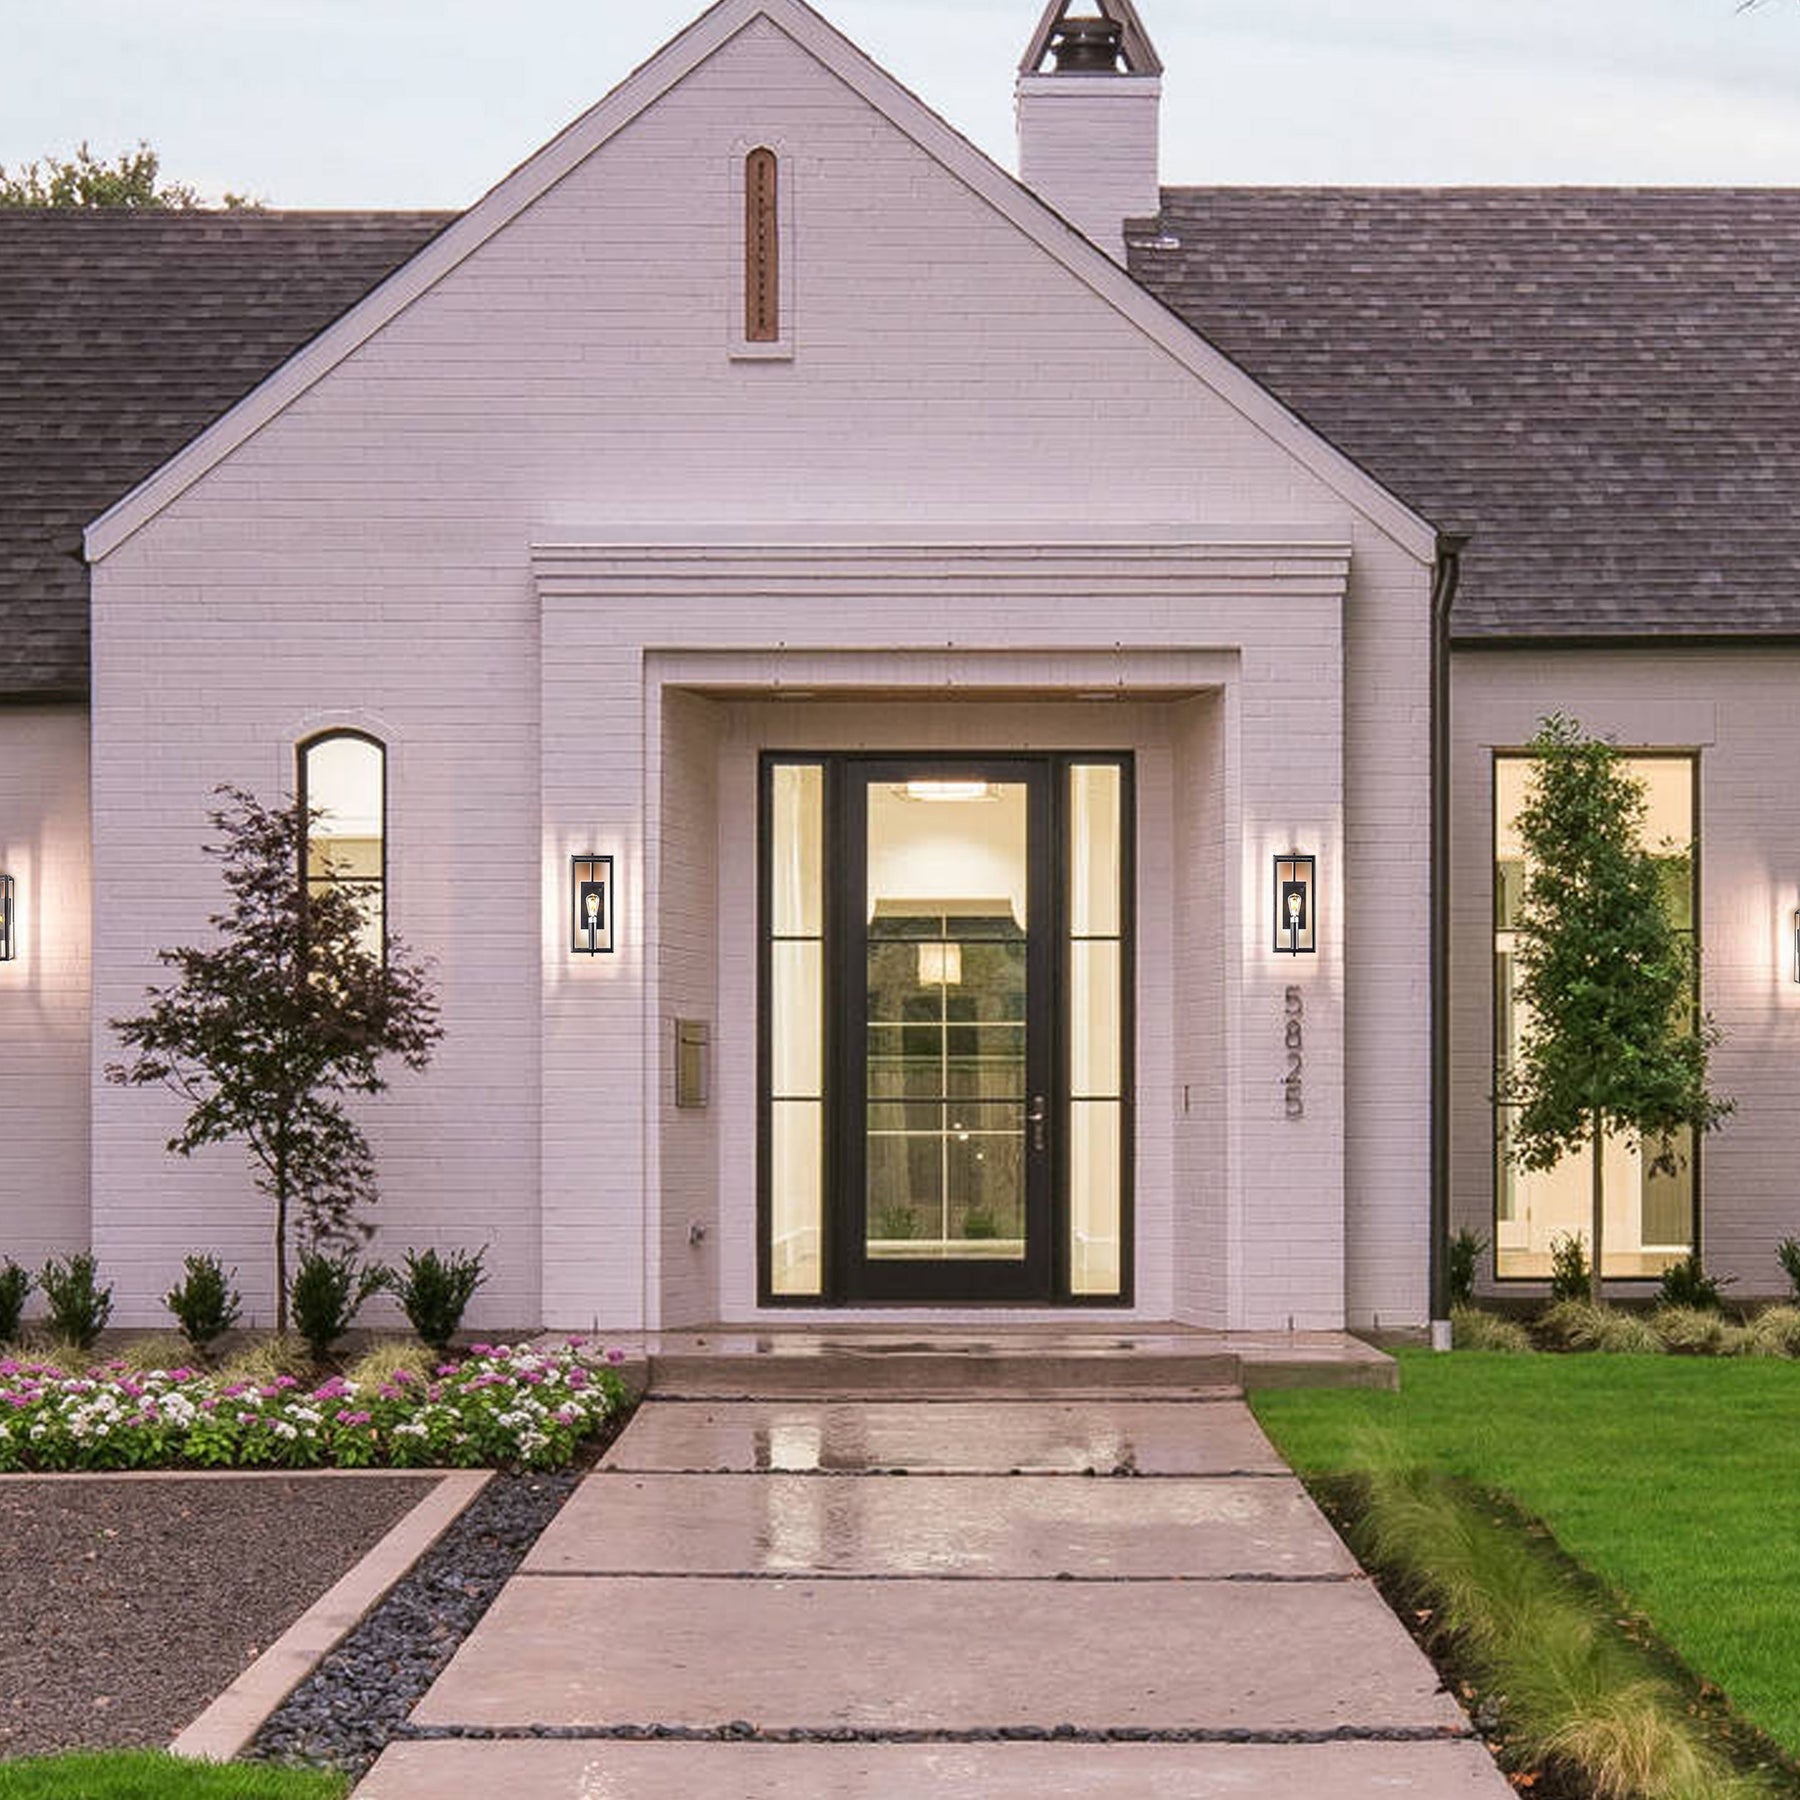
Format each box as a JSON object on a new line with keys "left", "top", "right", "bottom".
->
{"left": 4, "top": 0, "right": 1797, "bottom": 1335}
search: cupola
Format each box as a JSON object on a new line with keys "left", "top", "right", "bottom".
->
{"left": 1016, "top": 0, "right": 1163, "bottom": 262}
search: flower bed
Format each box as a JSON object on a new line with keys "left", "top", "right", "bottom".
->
{"left": 0, "top": 1342, "right": 629, "bottom": 1474}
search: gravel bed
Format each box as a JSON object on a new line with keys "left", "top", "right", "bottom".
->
{"left": 248, "top": 1469, "right": 580, "bottom": 1778}
{"left": 0, "top": 1474, "right": 437, "bottom": 1759}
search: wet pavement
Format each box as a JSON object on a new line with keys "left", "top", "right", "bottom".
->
{"left": 355, "top": 1392, "right": 1512, "bottom": 1798}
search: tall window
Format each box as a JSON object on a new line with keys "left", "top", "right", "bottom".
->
{"left": 299, "top": 732, "right": 385, "bottom": 958}
{"left": 1493, "top": 752, "right": 1697, "bottom": 1280}
{"left": 744, "top": 148, "right": 780, "bottom": 344}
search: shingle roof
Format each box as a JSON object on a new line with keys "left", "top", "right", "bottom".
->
{"left": 0, "top": 210, "right": 450, "bottom": 697}
{"left": 1130, "top": 188, "right": 1800, "bottom": 640}
{"left": 6, "top": 191, "right": 1799, "bottom": 697}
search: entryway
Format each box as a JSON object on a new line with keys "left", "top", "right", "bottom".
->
{"left": 761, "top": 754, "right": 1132, "bottom": 1307}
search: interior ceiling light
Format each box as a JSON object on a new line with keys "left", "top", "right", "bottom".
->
{"left": 899, "top": 780, "right": 996, "bottom": 803}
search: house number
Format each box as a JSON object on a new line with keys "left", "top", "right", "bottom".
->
{"left": 1283, "top": 986, "right": 1304, "bottom": 1119}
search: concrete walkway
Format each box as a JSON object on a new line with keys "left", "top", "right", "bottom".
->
{"left": 356, "top": 1383, "right": 1511, "bottom": 1797}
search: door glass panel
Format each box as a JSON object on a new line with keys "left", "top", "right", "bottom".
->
{"left": 1069, "top": 763, "right": 1124, "bottom": 1296}
{"left": 865, "top": 780, "right": 1028, "bottom": 1262}
{"left": 769, "top": 763, "right": 825, "bottom": 1297}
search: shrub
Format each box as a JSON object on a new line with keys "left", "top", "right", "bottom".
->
{"left": 1536, "top": 1299, "right": 1664, "bottom": 1356}
{"left": 1548, "top": 1232, "right": 1590, "bottom": 1303}
{"left": 117, "top": 1333, "right": 196, "bottom": 1374}
{"left": 38, "top": 1253, "right": 113, "bottom": 1351}
{"left": 216, "top": 1334, "right": 313, "bottom": 1387}
{"left": 289, "top": 1250, "right": 386, "bottom": 1366}
{"left": 345, "top": 1339, "right": 436, "bottom": 1390}
{"left": 1448, "top": 1228, "right": 1488, "bottom": 1307}
{"left": 1653, "top": 1305, "right": 1752, "bottom": 1357}
{"left": 1656, "top": 1252, "right": 1733, "bottom": 1313}
{"left": 163, "top": 1253, "right": 242, "bottom": 1357}
{"left": 1744, "top": 1305, "right": 1800, "bottom": 1358}
{"left": 1777, "top": 1237, "right": 1800, "bottom": 1302}
{"left": 385, "top": 1246, "right": 487, "bottom": 1357}
{"left": 1451, "top": 1304, "right": 1534, "bottom": 1353}
{"left": 0, "top": 1261, "right": 31, "bottom": 1343}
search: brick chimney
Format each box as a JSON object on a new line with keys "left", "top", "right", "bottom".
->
{"left": 1016, "top": 1, "right": 1162, "bottom": 263}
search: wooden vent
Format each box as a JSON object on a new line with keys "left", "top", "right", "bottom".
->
{"left": 745, "top": 148, "right": 780, "bottom": 343}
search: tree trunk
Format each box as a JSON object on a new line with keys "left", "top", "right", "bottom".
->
{"left": 274, "top": 1138, "right": 290, "bottom": 1337}
{"left": 1589, "top": 1105, "right": 1605, "bottom": 1308}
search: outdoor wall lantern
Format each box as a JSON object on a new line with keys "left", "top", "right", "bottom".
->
{"left": 1274, "top": 853, "right": 1316, "bottom": 955}
{"left": 1792, "top": 908, "right": 1799, "bottom": 985}
{"left": 0, "top": 873, "right": 13, "bottom": 962}
{"left": 571, "top": 855, "right": 615, "bottom": 955}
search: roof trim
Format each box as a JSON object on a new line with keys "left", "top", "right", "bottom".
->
{"left": 85, "top": 0, "right": 1436, "bottom": 568}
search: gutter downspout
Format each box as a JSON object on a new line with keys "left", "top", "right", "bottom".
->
{"left": 1429, "top": 532, "right": 1467, "bottom": 1352}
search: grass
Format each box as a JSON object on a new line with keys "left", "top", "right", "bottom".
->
{"left": 0, "top": 1751, "right": 349, "bottom": 1799}
{"left": 1252, "top": 1351, "right": 1800, "bottom": 1762}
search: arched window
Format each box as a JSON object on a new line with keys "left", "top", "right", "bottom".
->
{"left": 299, "top": 731, "right": 385, "bottom": 957}
{"left": 744, "top": 147, "right": 780, "bottom": 344}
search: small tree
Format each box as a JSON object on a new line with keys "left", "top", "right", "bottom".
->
{"left": 107, "top": 786, "right": 442, "bottom": 1333}
{"left": 1499, "top": 716, "right": 1731, "bottom": 1304}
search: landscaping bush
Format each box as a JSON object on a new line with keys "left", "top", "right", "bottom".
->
{"left": 1349, "top": 1464, "right": 1774, "bottom": 1800}
{"left": 1745, "top": 1305, "right": 1800, "bottom": 1358}
{"left": 1537, "top": 1299, "right": 1664, "bottom": 1356}
{"left": 290, "top": 1249, "right": 386, "bottom": 1365}
{"left": 385, "top": 1245, "right": 486, "bottom": 1356}
{"left": 0, "top": 1339, "right": 628, "bottom": 1473}
{"left": 0, "top": 1260, "right": 30, "bottom": 1343}
{"left": 1448, "top": 1228, "right": 1487, "bottom": 1307}
{"left": 218, "top": 1334, "right": 314, "bottom": 1387}
{"left": 1777, "top": 1237, "right": 1800, "bottom": 1302}
{"left": 1549, "top": 1232, "right": 1590, "bottom": 1303}
{"left": 1653, "top": 1305, "right": 1751, "bottom": 1357}
{"left": 1656, "top": 1252, "right": 1733, "bottom": 1313}
{"left": 38, "top": 1252, "right": 113, "bottom": 1351}
{"left": 1451, "top": 1304, "right": 1534, "bottom": 1353}
{"left": 164, "top": 1253, "right": 242, "bottom": 1357}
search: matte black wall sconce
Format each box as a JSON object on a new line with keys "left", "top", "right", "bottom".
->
{"left": 1274, "top": 853, "right": 1316, "bottom": 955}
{"left": 572, "top": 855, "right": 615, "bottom": 955}
{"left": 0, "top": 873, "right": 12, "bottom": 961}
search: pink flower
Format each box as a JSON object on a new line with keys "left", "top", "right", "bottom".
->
{"left": 605, "top": 1348, "right": 626, "bottom": 1366}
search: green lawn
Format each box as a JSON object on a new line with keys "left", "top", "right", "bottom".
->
{"left": 1252, "top": 1351, "right": 1800, "bottom": 1760}
{"left": 0, "top": 1752, "right": 348, "bottom": 1799}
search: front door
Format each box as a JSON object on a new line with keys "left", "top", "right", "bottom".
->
{"left": 846, "top": 760, "right": 1053, "bottom": 1302}
{"left": 761, "top": 753, "right": 1131, "bottom": 1307}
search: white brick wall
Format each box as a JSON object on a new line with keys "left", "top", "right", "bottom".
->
{"left": 84, "top": 11, "right": 1435, "bottom": 1329}
{"left": 0, "top": 704, "right": 91, "bottom": 1289}
{"left": 1016, "top": 74, "right": 1161, "bottom": 261}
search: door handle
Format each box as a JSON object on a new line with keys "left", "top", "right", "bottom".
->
{"left": 1028, "top": 1094, "right": 1048, "bottom": 1153}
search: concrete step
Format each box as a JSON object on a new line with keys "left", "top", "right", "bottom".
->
{"left": 633, "top": 1328, "right": 1395, "bottom": 1399}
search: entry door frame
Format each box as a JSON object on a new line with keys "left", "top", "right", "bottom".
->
{"left": 835, "top": 756, "right": 1058, "bottom": 1305}
{"left": 757, "top": 749, "right": 1136, "bottom": 1309}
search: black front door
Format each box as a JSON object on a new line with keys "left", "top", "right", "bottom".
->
{"left": 759, "top": 751, "right": 1132, "bottom": 1308}
{"left": 838, "top": 760, "right": 1055, "bottom": 1303}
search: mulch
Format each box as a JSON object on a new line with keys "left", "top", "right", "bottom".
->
{"left": 0, "top": 1473, "right": 437, "bottom": 1759}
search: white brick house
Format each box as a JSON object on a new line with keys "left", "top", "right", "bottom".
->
{"left": 3, "top": 0, "right": 1795, "bottom": 1333}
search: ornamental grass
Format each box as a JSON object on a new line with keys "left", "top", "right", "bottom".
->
{"left": 0, "top": 1340, "right": 627, "bottom": 1474}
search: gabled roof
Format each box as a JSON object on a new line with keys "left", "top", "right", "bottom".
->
{"left": 0, "top": 210, "right": 449, "bottom": 697}
{"left": 80, "top": 0, "right": 1433, "bottom": 577}
{"left": 1131, "top": 187, "right": 1800, "bottom": 641}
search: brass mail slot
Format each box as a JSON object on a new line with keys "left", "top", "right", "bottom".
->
{"left": 676, "top": 1018, "right": 710, "bottom": 1109}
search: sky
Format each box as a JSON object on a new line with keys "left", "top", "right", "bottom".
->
{"left": 6, "top": 0, "right": 1800, "bottom": 209}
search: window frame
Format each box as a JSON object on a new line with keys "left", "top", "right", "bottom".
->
{"left": 297, "top": 728, "right": 388, "bottom": 964}
{"left": 1489, "top": 746, "right": 1702, "bottom": 1285}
